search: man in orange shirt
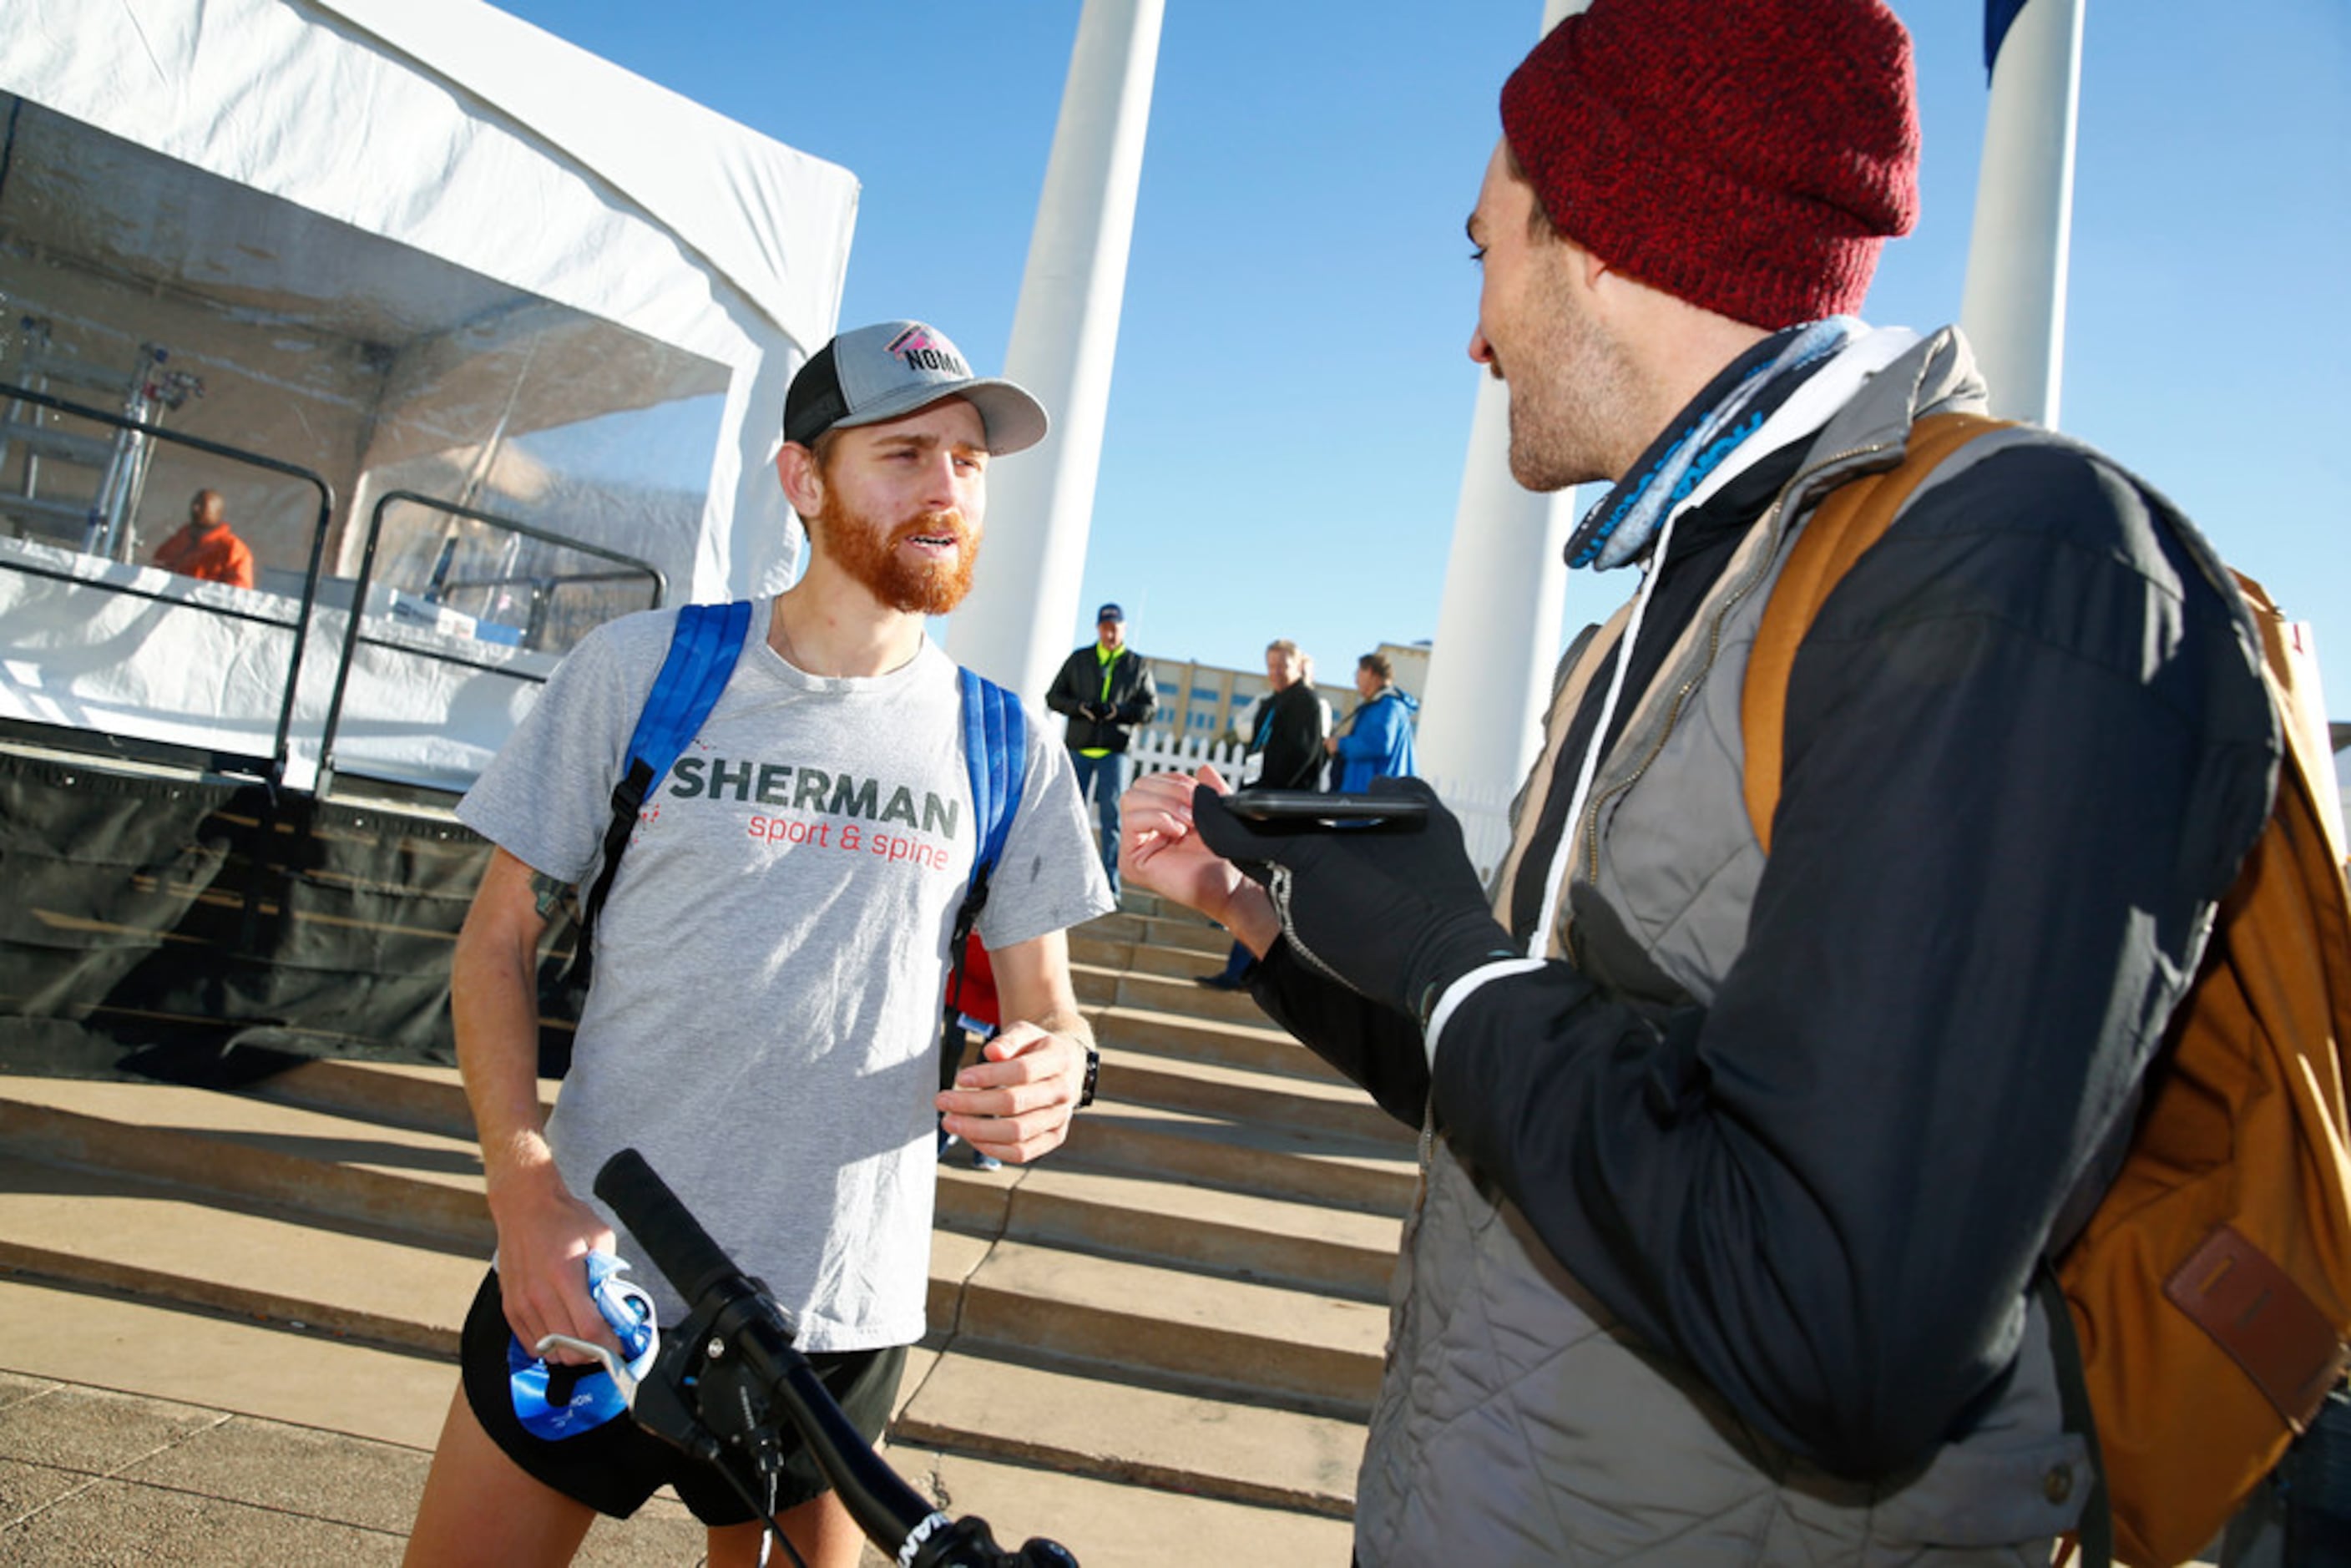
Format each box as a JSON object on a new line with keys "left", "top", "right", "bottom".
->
{"left": 151, "top": 488, "right": 255, "bottom": 588}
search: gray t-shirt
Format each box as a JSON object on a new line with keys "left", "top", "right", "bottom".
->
{"left": 457, "top": 599, "right": 1111, "bottom": 1348}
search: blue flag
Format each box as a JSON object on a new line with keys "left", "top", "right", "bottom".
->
{"left": 1984, "top": 0, "right": 2030, "bottom": 79}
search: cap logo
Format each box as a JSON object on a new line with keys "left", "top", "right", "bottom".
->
{"left": 885, "top": 326, "right": 969, "bottom": 377}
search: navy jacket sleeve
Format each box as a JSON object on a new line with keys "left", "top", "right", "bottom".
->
{"left": 1424, "top": 450, "right": 2275, "bottom": 1476}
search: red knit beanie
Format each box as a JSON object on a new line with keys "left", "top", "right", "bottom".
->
{"left": 1500, "top": 0, "right": 1920, "bottom": 330}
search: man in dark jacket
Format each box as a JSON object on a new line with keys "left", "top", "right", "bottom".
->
{"left": 1045, "top": 602, "right": 1156, "bottom": 895}
{"left": 1196, "top": 639, "right": 1331, "bottom": 989}
{"left": 1244, "top": 638, "right": 1327, "bottom": 792}
{"left": 1118, "top": 0, "right": 2279, "bottom": 1559}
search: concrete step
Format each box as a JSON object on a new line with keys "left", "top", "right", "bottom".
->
{"left": 0, "top": 1074, "right": 494, "bottom": 1252}
{"left": 1101, "top": 1045, "right": 1411, "bottom": 1150}
{"left": 1061, "top": 1100, "right": 1415, "bottom": 1218}
{"left": 245, "top": 1045, "right": 1411, "bottom": 1216}
{"left": 1070, "top": 928, "right": 1235, "bottom": 976}
{"left": 1097, "top": 889, "right": 1207, "bottom": 927}
{"left": 242, "top": 1058, "right": 1403, "bottom": 1297}
{"left": 1110, "top": 969, "right": 1281, "bottom": 1025}
{"left": 1070, "top": 950, "right": 1262, "bottom": 1019}
{"left": 0, "top": 1281, "right": 1358, "bottom": 1565}
{"left": 893, "top": 1349, "right": 1361, "bottom": 1518}
{"left": 880, "top": 1443, "right": 1354, "bottom": 1568}
{"left": 0, "top": 1080, "right": 1392, "bottom": 1414}
{"left": 1084, "top": 1000, "right": 1358, "bottom": 1089}
{"left": 260, "top": 1069, "right": 1407, "bottom": 1300}
{"left": 963, "top": 1164, "right": 1398, "bottom": 1303}
{"left": 251, "top": 1039, "right": 1407, "bottom": 1165}
{"left": 0, "top": 859, "right": 1388, "bottom": 1559}
{"left": 246, "top": 1052, "right": 1411, "bottom": 1224}
{"left": 0, "top": 1152, "right": 480, "bottom": 1358}
{"left": 248, "top": 1056, "right": 513, "bottom": 1144}
{"left": 948, "top": 1238, "right": 1382, "bottom": 1418}
{"left": 0, "top": 1161, "right": 1379, "bottom": 1495}
{"left": 1090, "top": 901, "right": 1227, "bottom": 944}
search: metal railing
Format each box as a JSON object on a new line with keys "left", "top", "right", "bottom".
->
{"left": 0, "top": 381, "right": 336, "bottom": 787}
{"left": 315, "top": 489, "right": 664, "bottom": 791}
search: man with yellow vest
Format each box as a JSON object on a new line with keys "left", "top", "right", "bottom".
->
{"left": 1046, "top": 603, "right": 1156, "bottom": 897}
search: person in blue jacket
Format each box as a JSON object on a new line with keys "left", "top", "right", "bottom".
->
{"left": 1326, "top": 651, "right": 1418, "bottom": 792}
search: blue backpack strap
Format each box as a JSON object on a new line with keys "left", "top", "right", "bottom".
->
{"left": 961, "top": 667, "right": 1028, "bottom": 881}
{"left": 578, "top": 600, "right": 753, "bottom": 947}
{"left": 947, "top": 667, "right": 1029, "bottom": 1014}
{"left": 626, "top": 599, "right": 754, "bottom": 794}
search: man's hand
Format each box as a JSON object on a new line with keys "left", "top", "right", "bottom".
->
{"left": 487, "top": 1162, "right": 622, "bottom": 1366}
{"left": 936, "top": 1024, "right": 1086, "bottom": 1162}
{"left": 949, "top": 932, "right": 1092, "bottom": 1161}
{"left": 1192, "top": 776, "right": 1517, "bottom": 1024}
{"left": 1118, "top": 765, "right": 1279, "bottom": 951}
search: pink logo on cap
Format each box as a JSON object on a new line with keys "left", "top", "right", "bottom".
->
{"left": 885, "top": 325, "right": 968, "bottom": 377}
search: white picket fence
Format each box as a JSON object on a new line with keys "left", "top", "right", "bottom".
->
{"left": 1123, "top": 726, "right": 1520, "bottom": 881}
{"left": 1125, "top": 727, "right": 1246, "bottom": 783}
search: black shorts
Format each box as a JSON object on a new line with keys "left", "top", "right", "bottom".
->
{"left": 459, "top": 1267, "right": 906, "bottom": 1525}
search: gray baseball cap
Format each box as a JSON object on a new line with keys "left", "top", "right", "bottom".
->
{"left": 783, "top": 321, "right": 1049, "bottom": 455}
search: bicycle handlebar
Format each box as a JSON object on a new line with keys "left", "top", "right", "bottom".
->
{"left": 594, "top": 1146, "right": 741, "bottom": 1309}
{"left": 593, "top": 1148, "right": 1077, "bottom": 1568}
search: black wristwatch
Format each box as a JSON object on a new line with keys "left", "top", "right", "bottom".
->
{"left": 1078, "top": 1045, "right": 1100, "bottom": 1110}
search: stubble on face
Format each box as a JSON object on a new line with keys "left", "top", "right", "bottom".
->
{"left": 1473, "top": 144, "right": 1641, "bottom": 493}
{"left": 1494, "top": 239, "right": 1641, "bottom": 493}
{"left": 811, "top": 496, "right": 980, "bottom": 616}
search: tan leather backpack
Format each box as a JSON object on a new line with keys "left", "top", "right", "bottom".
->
{"left": 1743, "top": 412, "right": 2351, "bottom": 1567}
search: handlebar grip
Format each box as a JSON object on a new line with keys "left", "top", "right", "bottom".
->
{"left": 594, "top": 1148, "right": 742, "bottom": 1308}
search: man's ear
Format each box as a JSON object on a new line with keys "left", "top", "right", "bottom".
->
{"left": 776, "top": 442, "right": 826, "bottom": 518}
{"left": 1561, "top": 230, "right": 1611, "bottom": 294}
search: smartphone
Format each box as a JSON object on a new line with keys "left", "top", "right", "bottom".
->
{"left": 1221, "top": 789, "right": 1430, "bottom": 827}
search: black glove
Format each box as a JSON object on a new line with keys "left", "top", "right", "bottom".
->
{"left": 1193, "top": 776, "right": 1518, "bottom": 1026}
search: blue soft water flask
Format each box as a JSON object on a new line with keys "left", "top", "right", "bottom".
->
{"left": 506, "top": 1251, "right": 659, "bottom": 1439}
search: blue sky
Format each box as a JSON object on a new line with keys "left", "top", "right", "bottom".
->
{"left": 498, "top": 1, "right": 2351, "bottom": 712}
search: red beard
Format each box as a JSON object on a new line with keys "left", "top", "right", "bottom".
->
{"left": 813, "top": 500, "right": 979, "bottom": 616}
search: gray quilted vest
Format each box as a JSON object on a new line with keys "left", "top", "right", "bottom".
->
{"left": 1354, "top": 331, "right": 2094, "bottom": 1566}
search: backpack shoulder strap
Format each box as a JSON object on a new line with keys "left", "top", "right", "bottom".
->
{"left": 957, "top": 666, "right": 1029, "bottom": 905}
{"left": 947, "top": 667, "right": 1029, "bottom": 1015}
{"left": 628, "top": 600, "right": 756, "bottom": 795}
{"left": 1741, "top": 412, "right": 2012, "bottom": 853}
{"left": 579, "top": 600, "right": 754, "bottom": 939}
{"left": 2234, "top": 569, "right": 2350, "bottom": 869}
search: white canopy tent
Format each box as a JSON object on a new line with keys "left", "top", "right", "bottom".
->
{"left": 0, "top": 0, "right": 860, "bottom": 789}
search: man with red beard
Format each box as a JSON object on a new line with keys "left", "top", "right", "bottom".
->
{"left": 406, "top": 320, "right": 1112, "bottom": 1568}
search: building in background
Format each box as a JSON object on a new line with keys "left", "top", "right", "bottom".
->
{"left": 1145, "top": 640, "right": 1427, "bottom": 747}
